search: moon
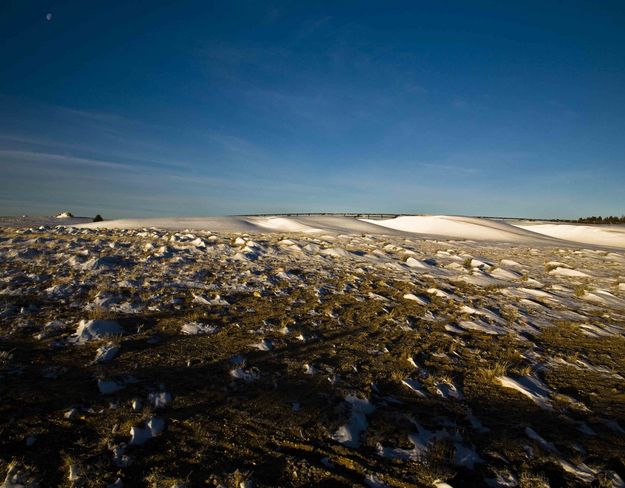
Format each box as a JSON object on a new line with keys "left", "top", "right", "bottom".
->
{"left": 45, "top": 13, "right": 52, "bottom": 21}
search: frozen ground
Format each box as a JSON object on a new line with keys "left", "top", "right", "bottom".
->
{"left": 1, "top": 216, "right": 625, "bottom": 487}
{"left": 0, "top": 215, "right": 93, "bottom": 228}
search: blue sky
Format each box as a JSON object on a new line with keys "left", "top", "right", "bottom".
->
{"left": 1, "top": 1, "right": 624, "bottom": 218}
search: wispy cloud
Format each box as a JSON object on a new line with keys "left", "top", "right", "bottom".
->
{"left": 405, "top": 83, "right": 428, "bottom": 95}
{"left": 546, "top": 100, "right": 580, "bottom": 120}
{"left": 59, "top": 107, "right": 125, "bottom": 124}
{"left": 0, "top": 150, "right": 135, "bottom": 171}
{"left": 418, "top": 162, "right": 479, "bottom": 174}
{"left": 296, "top": 16, "right": 333, "bottom": 40}
{"left": 206, "top": 132, "right": 265, "bottom": 159}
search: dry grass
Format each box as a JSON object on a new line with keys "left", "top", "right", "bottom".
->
{"left": 1, "top": 227, "right": 624, "bottom": 487}
{"left": 477, "top": 361, "right": 510, "bottom": 380}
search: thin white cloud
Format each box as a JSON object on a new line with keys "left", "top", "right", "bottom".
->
{"left": 418, "top": 162, "right": 479, "bottom": 174}
{"left": 0, "top": 150, "right": 134, "bottom": 171}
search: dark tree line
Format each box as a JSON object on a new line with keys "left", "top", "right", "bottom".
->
{"left": 577, "top": 215, "right": 625, "bottom": 224}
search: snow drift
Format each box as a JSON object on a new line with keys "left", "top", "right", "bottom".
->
{"left": 73, "top": 215, "right": 625, "bottom": 249}
{"left": 514, "top": 223, "right": 625, "bottom": 249}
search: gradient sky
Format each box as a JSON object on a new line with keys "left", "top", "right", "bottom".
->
{"left": 1, "top": 1, "right": 624, "bottom": 218}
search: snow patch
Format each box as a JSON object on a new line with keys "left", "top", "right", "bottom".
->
{"left": 73, "top": 320, "right": 123, "bottom": 344}
{"left": 94, "top": 343, "right": 119, "bottom": 363}
{"left": 129, "top": 416, "right": 165, "bottom": 445}
{"left": 181, "top": 322, "right": 217, "bottom": 335}
{"left": 498, "top": 376, "right": 552, "bottom": 410}
{"left": 332, "top": 395, "right": 375, "bottom": 448}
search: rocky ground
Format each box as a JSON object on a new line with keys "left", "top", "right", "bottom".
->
{"left": 1, "top": 225, "right": 625, "bottom": 487}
